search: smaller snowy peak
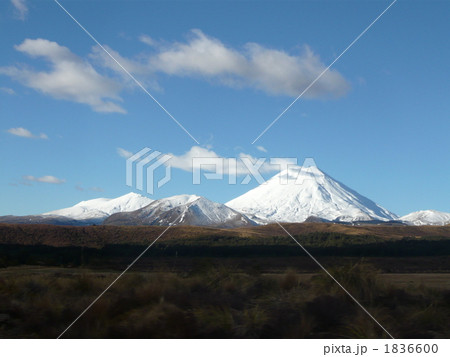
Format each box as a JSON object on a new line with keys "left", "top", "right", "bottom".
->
{"left": 184, "top": 196, "right": 245, "bottom": 225}
{"left": 43, "top": 192, "right": 154, "bottom": 222}
{"left": 106, "top": 192, "right": 155, "bottom": 213}
{"left": 401, "top": 210, "right": 450, "bottom": 226}
{"left": 104, "top": 194, "right": 256, "bottom": 228}
{"left": 140, "top": 194, "right": 201, "bottom": 214}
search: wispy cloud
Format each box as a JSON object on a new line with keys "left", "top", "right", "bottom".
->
{"left": 139, "top": 34, "right": 156, "bottom": 47}
{"left": 96, "top": 29, "right": 349, "bottom": 98}
{"left": 23, "top": 175, "right": 65, "bottom": 184}
{"left": 89, "top": 44, "right": 161, "bottom": 91}
{"left": 11, "top": 0, "right": 28, "bottom": 21}
{"left": 256, "top": 145, "right": 267, "bottom": 153}
{"left": 7, "top": 127, "right": 48, "bottom": 139}
{"left": 0, "top": 87, "right": 15, "bottom": 95}
{"left": 0, "top": 39, "right": 125, "bottom": 113}
{"left": 117, "top": 147, "right": 133, "bottom": 159}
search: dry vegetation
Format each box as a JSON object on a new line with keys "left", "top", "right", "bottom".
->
{"left": 0, "top": 263, "right": 449, "bottom": 338}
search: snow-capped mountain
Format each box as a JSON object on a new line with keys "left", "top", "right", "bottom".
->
{"left": 226, "top": 165, "right": 398, "bottom": 223}
{"left": 104, "top": 194, "right": 256, "bottom": 228}
{"left": 43, "top": 192, "right": 154, "bottom": 223}
{"left": 400, "top": 210, "right": 450, "bottom": 226}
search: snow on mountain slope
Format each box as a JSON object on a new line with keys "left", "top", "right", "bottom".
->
{"left": 400, "top": 210, "right": 450, "bottom": 226}
{"left": 104, "top": 194, "right": 256, "bottom": 228}
{"left": 43, "top": 192, "right": 153, "bottom": 222}
{"left": 226, "top": 165, "right": 398, "bottom": 223}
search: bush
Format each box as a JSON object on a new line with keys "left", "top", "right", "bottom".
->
{"left": 0, "top": 263, "right": 449, "bottom": 338}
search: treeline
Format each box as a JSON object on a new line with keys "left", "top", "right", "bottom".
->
{"left": 1, "top": 233, "right": 450, "bottom": 267}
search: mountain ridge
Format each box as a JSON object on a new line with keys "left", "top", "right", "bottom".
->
{"left": 104, "top": 194, "right": 256, "bottom": 228}
{"left": 0, "top": 166, "right": 448, "bottom": 227}
{"left": 43, "top": 192, "right": 153, "bottom": 223}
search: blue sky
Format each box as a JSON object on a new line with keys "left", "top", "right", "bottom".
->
{"left": 1, "top": 0, "right": 449, "bottom": 216}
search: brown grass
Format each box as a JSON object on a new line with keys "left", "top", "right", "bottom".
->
{"left": 0, "top": 263, "right": 449, "bottom": 338}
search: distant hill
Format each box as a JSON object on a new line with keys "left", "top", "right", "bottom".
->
{"left": 0, "top": 222, "right": 449, "bottom": 248}
{"left": 401, "top": 210, "right": 450, "bottom": 226}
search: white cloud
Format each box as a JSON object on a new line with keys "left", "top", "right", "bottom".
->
{"left": 91, "top": 29, "right": 349, "bottom": 98}
{"left": 89, "top": 44, "right": 161, "bottom": 91}
{"left": 139, "top": 34, "right": 156, "bottom": 47}
{"left": 256, "top": 145, "right": 267, "bottom": 153}
{"left": 11, "top": 0, "right": 28, "bottom": 20}
{"left": 151, "top": 30, "right": 247, "bottom": 77}
{"left": 0, "top": 87, "right": 15, "bottom": 95}
{"left": 167, "top": 146, "right": 296, "bottom": 175}
{"left": 168, "top": 146, "right": 222, "bottom": 171}
{"left": 0, "top": 39, "right": 125, "bottom": 113}
{"left": 90, "top": 45, "right": 149, "bottom": 78}
{"left": 7, "top": 127, "right": 33, "bottom": 138}
{"left": 145, "top": 30, "right": 349, "bottom": 98}
{"left": 7, "top": 127, "right": 48, "bottom": 139}
{"left": 117, "top": 147, "right": 133, "bottom": 159}
{"left": 244, "top": 43, "right": 349, "bottom": 97}
{"left": 2, "top": 32, "right": 349, "bottom": 115}
{"left": 23, "top": 175, "right": 65, "bottom": 184}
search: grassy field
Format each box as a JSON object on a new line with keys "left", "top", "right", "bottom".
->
{"left": 0, "top": 263, "right": 449, "bottom": 338}
{"left": 0, "top": 223, "right": 449, "bottom": 338}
